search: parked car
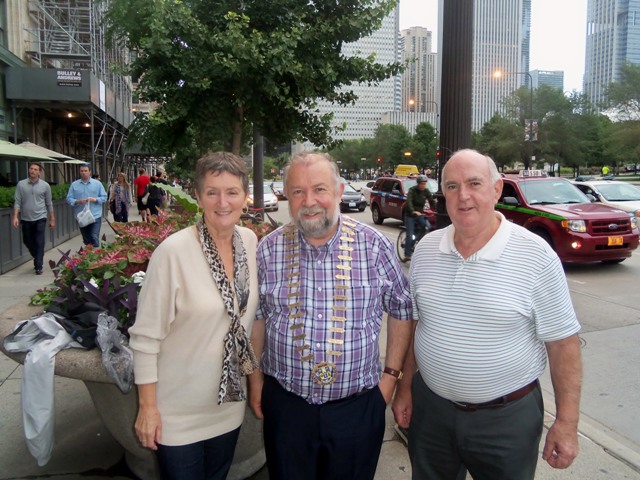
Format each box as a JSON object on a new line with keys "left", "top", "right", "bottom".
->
{"left": 497, "top": 171, "right": 639, "bottom": 263}
{"left": 369, "top": 176, "right": 437, "bottom": 225}
{"left": 340, "top": 182, "right": 367, "bottom": 212}
{"left": 270, "top": 181, "right": 286, "bottom": 200}
{"left": 573, "top": 180, "right": 640, "bottom": 230}
{"left": 248, "top": 183, "right": 279, "bottom": 212}
{"left": 361, "top": 181, "right": 375, "bottom": 204}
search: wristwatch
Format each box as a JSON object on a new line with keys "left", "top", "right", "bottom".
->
{"left": 383, "top": 366, "right": 403, "bottom": 380}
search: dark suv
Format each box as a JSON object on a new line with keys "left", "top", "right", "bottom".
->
{"left": 497, "top": 171, "right": 639, "bottom": 263}
{"left": 369, "top": 177, "right": 437, "bottom": 225}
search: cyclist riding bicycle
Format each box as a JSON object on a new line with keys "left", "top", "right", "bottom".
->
{"left": 403, "top": 174, "right": 434, "bottom": 261}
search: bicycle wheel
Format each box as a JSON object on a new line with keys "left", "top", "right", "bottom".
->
{"left": 397, "top": 230, "right": 408, "bottom": 263}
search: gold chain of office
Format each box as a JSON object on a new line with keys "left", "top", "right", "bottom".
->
{"left": 283, "top": 217, "right": 357, "bottom": 386}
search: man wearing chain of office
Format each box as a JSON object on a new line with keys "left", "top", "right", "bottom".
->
{"left": 248, "top": 152, "right": 414, "bottom": 479}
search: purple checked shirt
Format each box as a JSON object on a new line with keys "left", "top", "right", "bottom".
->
{"left": 256, "top": 216, "right": 413, "bottom": 404}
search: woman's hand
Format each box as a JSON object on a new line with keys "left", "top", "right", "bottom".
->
{"left": 135, "top": 404, "right": 162, "bottom": 450}
{"left": 135, "top": 383, "right": 162, "bottom": 450}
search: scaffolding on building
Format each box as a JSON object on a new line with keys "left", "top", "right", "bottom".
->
{"left": 6, "top": 0, "right": 135, "bottom": 181}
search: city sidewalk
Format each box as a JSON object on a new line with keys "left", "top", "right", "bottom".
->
{"left": 1, "top": 214, "right": 640, "bottom": 479}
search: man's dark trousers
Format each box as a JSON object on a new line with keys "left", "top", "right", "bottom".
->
{"left": 21, "top": 218, "right": 47, "bottom": 271}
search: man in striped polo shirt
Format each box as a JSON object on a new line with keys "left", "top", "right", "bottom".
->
{"left": 393, "top": 149, "right": 582, "bottom": 479}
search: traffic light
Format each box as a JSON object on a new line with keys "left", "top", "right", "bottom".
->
{"left": 436, "top": 147, "right": 440, "bottom": 159}
{"left": 377, "top": 157, "right": 382, "bottom": 163}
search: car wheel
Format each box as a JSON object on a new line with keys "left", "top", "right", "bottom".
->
{"left": 372, "top": 204, "right": 384, "bottom": 225}
{"left": 532, "top": 229, "right": 554, "bottom": 250}
{"left": 602, "top": 258, "right": 625, "bottom": 264}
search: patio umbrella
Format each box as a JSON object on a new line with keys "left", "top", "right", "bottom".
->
{"left": 18, "top": 142, "right": 76, "bottom": 161}
{"left": 0, "top": 139, "right": 55, "bottom": 162}
{"left": 63, "top": 159, "right": 89, "bottom": 164}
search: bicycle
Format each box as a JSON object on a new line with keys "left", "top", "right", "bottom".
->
{"left": 396, "top": 217, "right": 430, "bottom": 263}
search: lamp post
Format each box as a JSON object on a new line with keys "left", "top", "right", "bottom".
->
{"left": 493, "top": 70, "right": 534, "bottom": 167}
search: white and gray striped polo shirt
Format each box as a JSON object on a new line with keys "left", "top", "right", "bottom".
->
{"left": 409, "top": 212, "right": 580, "bottom": 403}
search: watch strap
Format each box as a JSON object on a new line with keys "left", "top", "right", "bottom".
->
{"left": 383, "top": 366, "right": 403, "bottom": 380}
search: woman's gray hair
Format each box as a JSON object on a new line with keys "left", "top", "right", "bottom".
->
{"left": 194, "top": 151, "right": 249, "bottom": 195}
{"left": 283, "top": 152, "right": 341, "bottom": 192}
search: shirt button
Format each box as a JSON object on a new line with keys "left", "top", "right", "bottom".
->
{"left": 318, "top": 314, "right": 323, "bottom": 319}
{"left": 316, "top": 342, "right": 321, "bottom": 347}
{"left": 318, "top": 287, "right": 322, "bottom": 292}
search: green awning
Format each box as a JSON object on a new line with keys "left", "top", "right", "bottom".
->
{"left": 18, "top": 141, "right": 75, "bottom": 161}
{"left": 0, "top": 139, "right": 57, "bottom": 161}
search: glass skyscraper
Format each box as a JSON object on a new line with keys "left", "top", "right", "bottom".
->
{"left": 584, "top": 0, "right": 640, "bottom": 108}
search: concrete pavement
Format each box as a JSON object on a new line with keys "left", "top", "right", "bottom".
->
{"left": 1, "top": 214, "right": 640, "bottom": 479}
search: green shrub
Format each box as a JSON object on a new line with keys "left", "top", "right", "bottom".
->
{"left": 0, "top": 184, "right": 71, "bottom": 208}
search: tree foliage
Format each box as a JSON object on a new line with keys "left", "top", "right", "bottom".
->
{"left": 103, "top": 0, "right": 403, "bottom": 167}
{"left": 606, "top": 62, "right": 640, "bottom": 120}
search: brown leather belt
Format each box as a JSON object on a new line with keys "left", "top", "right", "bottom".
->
{"left": 451, "top": 380, "right": 539, "bottom": 412}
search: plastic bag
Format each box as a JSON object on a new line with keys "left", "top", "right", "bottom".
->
{"left": 76, "top": 203, "right": 95, "bottom": 227}
{"left": 96, "top": 313, "right": 134, "bottom": 393}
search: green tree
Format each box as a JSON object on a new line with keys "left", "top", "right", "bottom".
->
{"left": 104, "top": 0, "right": 403, "bottom": 167}
{"left": 606, "top": 62, "right": 640, "bottom": 120}
{"left": 411, "top": 122, "right": 438, "bottom": 169}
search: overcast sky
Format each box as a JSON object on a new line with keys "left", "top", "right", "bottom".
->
{"left": 398, "top": 0, "right": 588, "bottom": 93}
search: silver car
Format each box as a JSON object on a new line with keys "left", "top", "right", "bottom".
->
{"left": 248, "top": 183, "right": 279, "bottom": 212}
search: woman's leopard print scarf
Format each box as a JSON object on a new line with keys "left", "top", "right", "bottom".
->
{"left": 197, "top": 219, "right": 258, "bottom": 404}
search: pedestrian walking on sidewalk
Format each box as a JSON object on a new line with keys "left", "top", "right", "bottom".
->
{"left": 133, "top": 168, "right": 151, "bottom": 222}
{"left": 66, "top": 163, "right": 107, "bottom": 248}
{"left": 393, "top": 149, "right": 583, "bottom": 479}
{"left": 108, "top": 172, "right": 132, "bottom": 222}
{"left": 12, "top": 162, "right": 55, "bottom": 275}
{"left": 248, "top": 152, "right": 414, "bottom": 480}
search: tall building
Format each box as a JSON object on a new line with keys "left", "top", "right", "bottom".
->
{"left": 530, "top": 69, "right": 565, "bottom": 91}
{"left": 301, "top": 4, "right": 401, "bottom": 149}
{"left": 1, "top": 0, "right": 132, "bottom": 183}
{"left": 470, "top": 0, "right": 532, "bottom": 131}
{"left": 401, "top": 27, "right": 438, "bottom": 114}
{"left": 584, "top": 0, "right": 640, "bottom": 108}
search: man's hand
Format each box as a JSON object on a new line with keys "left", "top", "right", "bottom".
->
{"left": 542, "top": 419, "right": 579, "bottom": 469}
{"left": 49, "top": 219, "right": 56, "bottom": 229}
{"left": 392, "top": 385, "right": 412, "bottom": 428}
{"left": 12, "top": 217, "right": 19, "bottom": 229}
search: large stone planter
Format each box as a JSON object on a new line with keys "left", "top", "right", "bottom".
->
{"left": 1, "top": 303, "right": 265, "bottom": 480}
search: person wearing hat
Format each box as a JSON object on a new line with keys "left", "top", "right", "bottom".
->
{"left": 12, "top": 162, "right": 56, "bottom": 275}
{"left": 402, "top": 174, "right": 434, "bottom": 261}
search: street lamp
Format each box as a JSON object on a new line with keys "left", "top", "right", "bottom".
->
{"left": 493, "top": 70, "right": 534, "bottom": 167}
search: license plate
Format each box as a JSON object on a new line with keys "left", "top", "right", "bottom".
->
{"left": 349, "top": 202, "right": 356, "bottom": 207}
{"left": 608, "top": 236, "right": 623, "bottom": 246}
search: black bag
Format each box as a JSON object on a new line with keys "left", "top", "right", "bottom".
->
{"left": 47, "top": 302, "right": 107, "bottom": 350}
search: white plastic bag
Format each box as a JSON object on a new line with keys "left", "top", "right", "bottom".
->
{"left": 96, "top": 313, "right": 134, "bottom": 393}
{"left": 76, "top": 203, "right": 95, "bottom": 227}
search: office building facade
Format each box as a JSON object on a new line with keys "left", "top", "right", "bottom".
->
{"left": 470, "top": 0, "right": 532, "bottom": 131}
{"left": 401, "top": 27, "right": 438, "bottom": 114}
{"left": 584, "top": 0, "right": 640, "bottom": 108}
{"left": 302, "top": 4, "right": 401, "bottom": 149}
{"left": 530, "top": 69, "right": 565, "bottom": 91}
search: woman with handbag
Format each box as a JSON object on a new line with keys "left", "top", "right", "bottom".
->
{"left": 109, "top": 172, "right": 132, "bottom": 222}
